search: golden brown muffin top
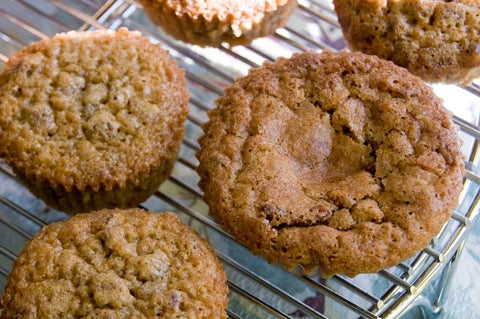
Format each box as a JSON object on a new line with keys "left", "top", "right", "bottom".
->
{"left": 0, "top": 209, "right": 229, "bottom": 318}
{"left": 0, "top": 28, "right": 189, "bottom": 192}
{"left": 334, "top": 0, "right": 480, "bottom": 84}
{"left": 145, "top": 0, "right": 289, "bottom": 36}
{"left": 197, "top": 50, "right": 464, "bottom": 277}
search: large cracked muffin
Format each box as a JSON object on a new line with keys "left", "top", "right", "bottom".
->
{"left": 0, "top": 209, "right": 229, "bottom": 318}
{"left": 197, "top": 50, "right": 464, "bottom": 277}
{"left": 333, "top": 0, "right": 480, "bottom": 84}
{"left": 0, "top": 28, "right": 189, "bottom": 214}
{"left": 139, "top": 0, "right": 298, "bottom": 47}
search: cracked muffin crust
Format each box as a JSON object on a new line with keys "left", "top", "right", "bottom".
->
{"left": 0, "top": 209, "right": 229, "bottom": 318}
{"left": 0, "top": 28, "right": 189, "bottom": 214}
{"left": 197, "top": 50, "right": 464, "bottom": 277}
{"left": 333, "top": 0, "right": 480, "bottom": 84}
{"left": 139, "top": 0, "right": 298, "bottom": 47}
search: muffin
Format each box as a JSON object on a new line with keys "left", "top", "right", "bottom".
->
{"left": 0, "top": 27, "right": 189, "bottom": 214}
{"left": 333, "top": 0, "right": 480, "bottom": 84}
{"left": 0, "top": 208, "right": 229, "bottom": 318}
{"left": 197, "top": 50, "right": 464, "bottom": 278}
{"left": 139, "top": 0, "right": 298, "bottom": 47}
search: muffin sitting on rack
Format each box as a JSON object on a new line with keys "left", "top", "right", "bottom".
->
{"left": 333, "top": 0, "right": 480, "bottom": 84}
{"left": 197, "top": 50, "right": 464, "bottom": 277}
{"left": 139, "top": 0, "right": 298, "bottom": 47}
{"left": 0, "top": 208, "right": 229, "bottom": 318}
{"left": 0, "top": 27, "right": 189, "bottom": 215}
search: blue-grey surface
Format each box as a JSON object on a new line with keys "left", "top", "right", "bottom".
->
{"left": 436, "top": 218, "right": 480, "bottom": 319}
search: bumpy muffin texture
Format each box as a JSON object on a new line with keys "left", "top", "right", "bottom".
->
{"left": 139, "top": 0, "right": 298, "bottom": 47}
{"left": 334, "top": 0, "right": 480, "bottom": 84}
{"left": 0, "top": 28, "right": 189, "bottom": 214}
{"left": 0, "top": 209, "right": 229, "bottom": 318}
{"left": 197, "top": 50, "right": 464, "bottom": 277}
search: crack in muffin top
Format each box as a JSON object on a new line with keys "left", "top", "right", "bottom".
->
{"left": 0, "top": 209, "right": 228, "bottom": 318}
{"left": 0, "top": 28, "right": 188, "bottom": 192}
{"left": 197, "top": 50, "right": 464, "bottom": 277}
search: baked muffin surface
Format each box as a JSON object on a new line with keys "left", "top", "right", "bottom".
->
{"left": 139, "top": 0, "right": 298, "bottom": 47}
{"left": 197, "top": 50, "right": 464, "bottom": 277}
{"left": 0, "top": 28, "right": 189, "bottom": 213}
{"left": 334, "top": 0, "right": 480, "bottom": 84}
{"left": 0, "top": 209, "right": 229, "bottom": 318}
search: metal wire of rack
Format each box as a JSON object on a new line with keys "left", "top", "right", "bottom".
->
{"left": 0, "top": 0, "right": 479, "bottom": 318}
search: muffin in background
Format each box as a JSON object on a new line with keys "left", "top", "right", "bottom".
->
{"left": 139, "top": 0, "right": 298, "bottom": 47}
{"left": 333, "top": 0, "right": 480, "bottom": 84}
{"left": 0, "top": 208, "right": 229, "bottom": 318}
{"left": 0, "top": 27, "right": 189, "bottom": 214}
{"left": 197, "top": 50, "right": 464, "bottom": 278}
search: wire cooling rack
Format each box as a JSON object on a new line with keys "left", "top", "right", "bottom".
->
{"left": 0, "top": 1, "right": 479, "bottom": 318}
